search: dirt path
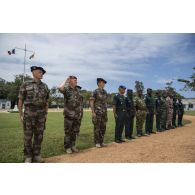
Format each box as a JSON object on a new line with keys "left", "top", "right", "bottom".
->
{"left": 46, "top": 115, "right": 195, "bottom": 163}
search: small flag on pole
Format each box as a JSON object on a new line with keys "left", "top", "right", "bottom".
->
{"left": 29, "top": 52, "right": 35, "bottom": 59}
{"left": 12, "top": 49, "right": 15, "bottom": 54}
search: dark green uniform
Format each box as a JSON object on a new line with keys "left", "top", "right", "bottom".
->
{"left": 172, "top": 98, "right": 178, "bottom": 127}
{"left": 90, "top": 88, "right": 108, "bottom": 144}
{"left": 113, "top": 94, "right": 126, "bottom": 141}
{"left": 145, "top": 94, "right": 155, "bottom": 134}
{"left": 59, "top": 86, "right": 83, "bottom": 149}
{"left": 155, "top": 97, "right": 163, "bottom": 131}
{"left": 160, "top": 96, "right": 167, "bottom": 130}
{"left": 125, "top": 95, "right": 135, "bottom": 138}
{"left": 178, "top": 101, "right": 184, "bottom": 127}
{"left": 18, "top": 79, "right": 49, "bottom": 158}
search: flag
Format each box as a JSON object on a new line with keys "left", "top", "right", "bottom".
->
{"left": 12, "top": 49, "right": 15, "bottom": 54}
{"left": 8, "top": 51, "right": 11, "bottom": 55}
{"left": 29, "top": 52, "right": 35, "bottom": 59}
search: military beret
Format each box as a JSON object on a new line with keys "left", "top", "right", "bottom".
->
{"left": 119, "top": 85, "right": 126, "bottom": 89}
{"left": 147, "top": 88, "right": 152, "bottom": 91}
{"left": 30, "top": 66, "right": 46, "bottom": 75}
{"left": 69, "top": 75, "right": 77, "bottom": 79}
{"left": 76, "top": 85, "right": 82, "bottom": 90}
{"left": 97, "top": 78, "right": 107, "bottom": 84}
{"left": 127, "top": 89, "right": 133, "bottom": 93}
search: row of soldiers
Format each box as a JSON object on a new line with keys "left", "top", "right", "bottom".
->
{"left": 18, "top": 66, "right": 184, "bottom": 162}
{"left": 113, "top": 86, "right": 185, "bottom": 143}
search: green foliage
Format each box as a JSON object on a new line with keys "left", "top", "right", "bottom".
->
{"left": 178, "top": 67, "right": 195, "bottom": 91}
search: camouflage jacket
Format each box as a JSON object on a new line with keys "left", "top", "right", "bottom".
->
{"left": 113, "top": 93, "right": 126, "bottom": 112}
{"left": 134, "top": 96, "right": 147, "bottom": 111}
{"left": 90, "top": 88, "right": 108, "bottom": 114}
{"left": 125, "top": 96, "right": 136, "bottom": 115}
{"left": 166, "top": 96, "right": 173, "bottom": 109}
{"left": 160, "top": 97, "right": 167, "bottom": 111}
{"left": 18, "top": 79, "right": 49, "bottom": 107}
{"left": 59, "top": 86, "right": 83, "bottom": 119}
{"left": 145, "top": 94, "right": 155, "bottom": 113}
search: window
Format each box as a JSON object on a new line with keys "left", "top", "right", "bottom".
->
{"left": 189, "top": 103, "right": 193, "bottom": 109}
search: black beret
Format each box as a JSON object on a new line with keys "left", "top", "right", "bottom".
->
{"left": 31, "top": 66, "right": 46, "bottom": 75}
{"left": 119, "top": 85, "right": 126, "bottom": 89}
{"left": 127, "top": 89, "right": 133, "bottom": 93}
{"left": 97, "top": 78, "right": 107, "bottom": 84}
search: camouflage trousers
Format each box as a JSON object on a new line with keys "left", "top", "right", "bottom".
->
{"left": 160, "top": 109, "right": 167, "bottom": 129}
{"left": 136, "top": 110, "right": 146, "bottom": 134}
{"left": 64, "top": 117, "right": 81, "bottom": 149}
{"left": 156, "top": 112, "right": 162, "bottom": 131}
{"left": 166, "top": 108, "right": 173, "bottom": 127}
{"left": 92, "top": 112, "right": 107, "bottom": 144}
{"left": 23, "top": 106, "right": 47, "bottom": 158}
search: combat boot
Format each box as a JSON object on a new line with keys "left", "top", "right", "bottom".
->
{"left": 71, "top": 146, "right": 79, "bottom": 153}
{"left": 96, "top": 143, "right": 101, "bottom": 148}
{"left": 24, "top": 157, "right": 32, "bottom": 163}
{"left": 33, "top": 155, "right": 45, "bottom": 163}
{"left": 66, "top": 148, "right": 73, "bottom": 154}
{"left": 101, "top": 143, "right": 107, "bottom": 147}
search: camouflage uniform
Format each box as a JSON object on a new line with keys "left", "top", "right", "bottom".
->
{"left": 178, "top": 101, "right": 184, "bottom": 127}
{"left": 172, "top": 98, "right": 178, "bottom": 127}
{"left": 134, "top": 96, "right": 147, "bottom": 136}
{"left": 145, "top": 94, "right": 155, "bottom": 134}
{"left": 160, "top": 96, "right": 167, "bottom": 130}
{"left": 18, "top": 80, "right": 49, "bottom": 158}
{"left": 155, "top": 96, "right": 163, "bottom": 131}
{"left": 59, "top": 86, "right": 83, "bottom": 149}
{"left": 113, "top": 93, "right": 126, "bottom": 141}
{"left": 90, "top": 88, "right": 108, "bottom": 144}
{"left": 125, "top": 95, "right": 135, "bottom": 138}
{"left": 166, "top": 96, "right": 173, "bottom": 128}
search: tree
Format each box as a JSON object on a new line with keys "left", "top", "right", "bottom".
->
{"left": 178, "top": 67, "right": 195, "bottom": 91}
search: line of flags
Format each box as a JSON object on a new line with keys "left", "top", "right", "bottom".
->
{"left": 7, "top": 48, "right": 35, "bottom": 59}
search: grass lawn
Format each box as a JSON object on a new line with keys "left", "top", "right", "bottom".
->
{"left": 184, "top": 111, "right": 195, "bottom": 116}
{"left": 0, "top": 111, "right": 192, "bottom": 163}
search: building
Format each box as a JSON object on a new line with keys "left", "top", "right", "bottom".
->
{"left": 0, "top": 99, "right": 11, "bottom": 110}
{"left": 182, "top": 98, "right": 195, "bottom": 111}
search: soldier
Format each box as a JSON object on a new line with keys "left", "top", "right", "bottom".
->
{"left": 134, "top": 89, "right": 147, "bottom": 137}
{"left": 113, "top": 85, "right": 127, "bottom": 143}
{"left": 58, "top": 76, "right": 83, "bottom": 154}
{"left": 125, "top": 89, "right": 136, "bottom": 140}
{"left": 90, "top": 78, "right": 108, "bottom": 148}
{"left": 155, "top": 90, "right": 163, "bottom": 132}
{"left": 160, "top": 90, "right": 168, "bottom": 131}
{"left": 166, "top": 91, "right": 174, "bottom": 129}
{"left": 18, "top": 66, "right": 49, "bottom": 163}
{"left": 178, "top": 98, "right": 184, "bottom": 127}
{"left": 145, "top": 88, "right": 156, "bottom": 135}
{"left": 172, "top": 96, "right": 178, "bottom": 128}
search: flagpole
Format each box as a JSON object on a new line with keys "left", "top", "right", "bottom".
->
{"left": 23, "top": 44, "right": 26, "bottom": 82}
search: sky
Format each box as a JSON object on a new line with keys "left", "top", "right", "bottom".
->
{"left": 0, "top": 33, "right": 194, "bottom": 98}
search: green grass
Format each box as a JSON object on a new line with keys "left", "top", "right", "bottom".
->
{"left": 185, "top": 111, "right": 195, "bottom": 116}
{"left": 0, "top": 111, "right": 191, "bottom": 163}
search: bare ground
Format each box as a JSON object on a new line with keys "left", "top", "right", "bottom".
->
{"left": 45, "top": 115, "right": 195, "bottom": 163}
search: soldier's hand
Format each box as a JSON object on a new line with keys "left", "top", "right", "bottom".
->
{"left": 92, "top": 111, "right": 96, "bottom": 118}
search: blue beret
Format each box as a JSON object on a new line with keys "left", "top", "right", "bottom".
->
{"left": 97, "top": 78, "right": 107, "bottom": 84}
